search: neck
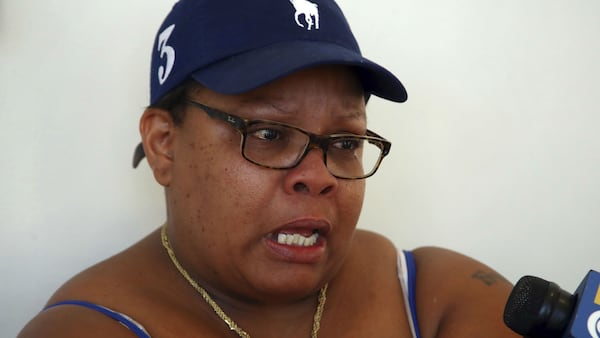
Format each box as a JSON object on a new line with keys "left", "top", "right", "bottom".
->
{"left": 222, "top": 297, "right": 325, "bottom": 338}
{"left": 160, "top": 223, "right": 328, "bottom": 338}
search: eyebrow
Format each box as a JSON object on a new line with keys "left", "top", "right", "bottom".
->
{"left": 237, "top": 97, "right": 366, "bottom": 122}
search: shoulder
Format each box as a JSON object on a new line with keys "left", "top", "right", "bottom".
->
{"left": 18, "top": 301, "right": 148, "bottom": 338}
{"left": 352, "top": 229, "right": 398, "bottom": 254}
{"left": 340, "top": 230, "right": 405, "bottom": 309}
{"left": 325, "top": 230, "right": 414, "bottom": 337}
{"left": 412, "top": 246, "right": 511, "bottom": 287}
{"left": 18, "top": 230, "right": 165, "bottom": 338}
{"left": 411, "top": 246, "right": 520, "bottom": 338}
{"left": 347, "top": 230, "right": 399, "bottom": 274}
{"left": 337, "top": 229, "right": 400, "bottom": 289}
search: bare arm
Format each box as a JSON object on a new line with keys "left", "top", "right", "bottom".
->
{"left": 413, "top": 247, "right": 522, "bottom": 338}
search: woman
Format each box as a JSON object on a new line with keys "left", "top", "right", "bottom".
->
{"left": 19, "top": 0, "right": 521, "bottom": 337}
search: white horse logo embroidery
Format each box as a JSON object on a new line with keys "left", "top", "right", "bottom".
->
{"left": 290, "top": 0, "right": 319, "bottom": 31}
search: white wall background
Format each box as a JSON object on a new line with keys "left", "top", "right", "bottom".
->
{"left": 2, "top": 1, "right": 599, "bottom": 337}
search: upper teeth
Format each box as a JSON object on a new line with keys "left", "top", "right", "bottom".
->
{"left": 277, "top": 233, "right": 318, "bottom": 247}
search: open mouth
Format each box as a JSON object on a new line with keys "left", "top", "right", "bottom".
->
{"left": 265, "top": 225, "right": 327, "bottom": 263}
{"left": 275, "top": 231, "right": 319, "bottom": 247}
{"left": 266, "top": 219, "right": 330, "bottom": 255}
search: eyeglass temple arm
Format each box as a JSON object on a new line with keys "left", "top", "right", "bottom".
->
{"left": 186, "top": 99, "right": 246, "bottom": 130}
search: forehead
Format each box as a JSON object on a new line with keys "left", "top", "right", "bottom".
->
{"left": 188, "top": 65, "right": 366, "bottom": 119}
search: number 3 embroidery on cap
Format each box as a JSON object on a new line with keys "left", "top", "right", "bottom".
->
{"left": 157, "top": 24, "right": 176, "bottom": 85}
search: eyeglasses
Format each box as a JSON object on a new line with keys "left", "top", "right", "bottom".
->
{"left": 185, "top": 99, "right": 391, "bottom": 179}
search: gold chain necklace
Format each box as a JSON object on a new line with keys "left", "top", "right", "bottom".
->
{"left": 160, "top": 223, "right": 328, "bottom": 338}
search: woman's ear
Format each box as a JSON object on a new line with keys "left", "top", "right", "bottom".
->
{"left": 139, "top": 108, "right": 176, "bottom": 186}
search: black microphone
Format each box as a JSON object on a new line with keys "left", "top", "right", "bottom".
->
{"left": 503, "top": 271, "right": 600, "bottom": 338}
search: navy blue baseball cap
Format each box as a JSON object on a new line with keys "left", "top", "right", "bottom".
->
{"left": 134, "top": 0, "right": 407, "bottom": 167}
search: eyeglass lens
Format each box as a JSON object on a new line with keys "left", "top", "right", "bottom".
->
{"left": 242, "top": 122, "right": 383, "bottom": 179}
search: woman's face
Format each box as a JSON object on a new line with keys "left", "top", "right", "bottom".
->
{"left": 164, "top": 66, "right": 367, "bottom": 302}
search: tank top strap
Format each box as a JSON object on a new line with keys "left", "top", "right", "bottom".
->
{"left": 44, "top": 300, "right": 151, "bottom": 338}
{"left": 398, "top": 250, "right": 422, "bottom": 338}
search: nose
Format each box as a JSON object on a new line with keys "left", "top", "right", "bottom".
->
{"left": 283, "top": 147, "right": 338, "bottom": 196}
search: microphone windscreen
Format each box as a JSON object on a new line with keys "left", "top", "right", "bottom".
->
{"left": 504, "top": 275, "right": 576, "bottom": 338}
{"left": 504, "top": 275, "right": 550, "bottom": 335}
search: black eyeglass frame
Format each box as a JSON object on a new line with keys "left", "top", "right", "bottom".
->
{"left": 185, "top": 99, "right": 391, "bottom": 179}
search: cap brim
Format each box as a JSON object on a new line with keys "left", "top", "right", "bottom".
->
{"left": 191, "top": 40, "right": 407, "bottom": 102}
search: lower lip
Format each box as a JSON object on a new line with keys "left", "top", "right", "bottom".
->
{"left": 264, "top": 237, "right": 326, "bottom": 264}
